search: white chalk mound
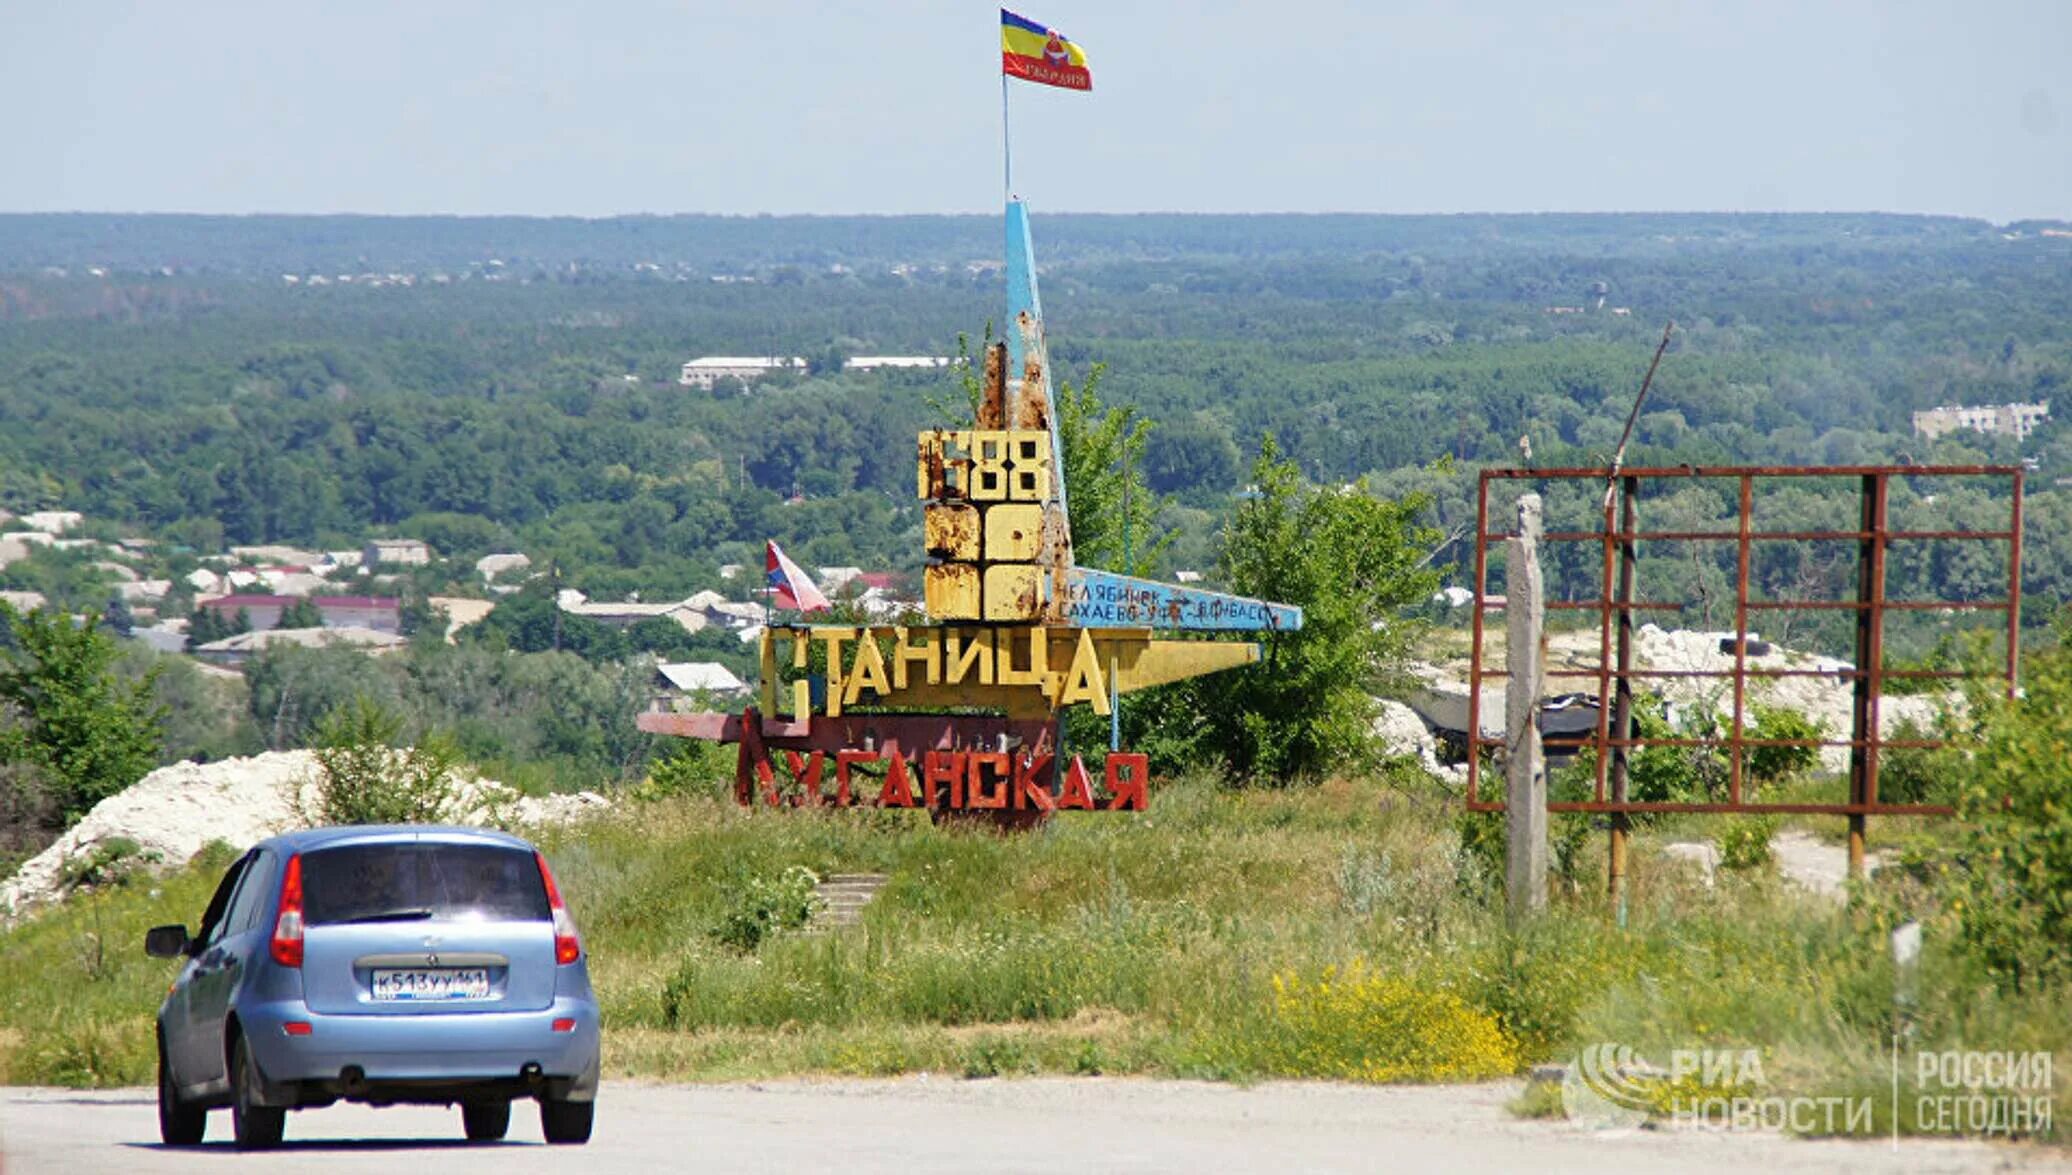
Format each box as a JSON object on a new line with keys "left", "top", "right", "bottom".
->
{"left": 1372, "top": 698, "right": 1465, "bottom": 785}
{"left": 1, "top": 751, "right": 609, "bottom": 921}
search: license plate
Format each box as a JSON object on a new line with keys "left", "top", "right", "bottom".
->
{"left": 370, "top": 968, "right": 491, "bottom": 1002}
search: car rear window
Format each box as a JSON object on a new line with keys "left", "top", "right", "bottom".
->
{"left": 300, "top": 843, "right": 550, "bottom": 926}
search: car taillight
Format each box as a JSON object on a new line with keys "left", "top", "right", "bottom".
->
{"left": 535, "top": 851, "right": 581, "bottom": 965}
{"left": 271, "top": 853, "right": 304, "bottom": 967}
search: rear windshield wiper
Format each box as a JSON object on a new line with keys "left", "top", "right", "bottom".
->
{"left": 337, "top": 907, "right": 436, "bottom": 924}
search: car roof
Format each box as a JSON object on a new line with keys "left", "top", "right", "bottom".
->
{"left": 258, "top": 825, "right": 539, "bottom": 854}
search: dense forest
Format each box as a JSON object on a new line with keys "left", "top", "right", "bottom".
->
{"left": 2, "top": 211, "right": 2069, "bottom": 660}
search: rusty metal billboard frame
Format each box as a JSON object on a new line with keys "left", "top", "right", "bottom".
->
{"left": 1463, "top": 465, "right": 2023, "bottom": 822}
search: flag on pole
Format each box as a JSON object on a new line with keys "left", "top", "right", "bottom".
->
{"left": 1001, "top": 9, "right": 1091, "bottom": 92}
{"left": 765, "top": 541, "right": 831, "bottom": 613}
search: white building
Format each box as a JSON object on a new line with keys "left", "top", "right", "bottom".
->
{"left": 678, "top": 357, "right": 807, "bottom": 390}
{"left": 475, "top": 552, "right": 532, "bottom": 581}
{"left": 20, "top": 511, "right": 82, "bottom": 535}
{"left": 555, "top": 589, "right": 709, "bottom": 633}
{"left": 843, "top": 356, "right": 955, "bottom": 372}
{"left": 654, "top": 661, "right": 749, "bottom": 702}
{"left": 1911, "top": 401, "right": 2051, "bottom": 442}
{"left": 363, "top": 538, "right": 433, "bottom": 566}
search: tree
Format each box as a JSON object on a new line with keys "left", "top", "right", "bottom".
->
{"left": 102, "top": 595, "right": 136, "bottom": 638}
{"left": 0, "top": 605, "right": 166, "bottom": 824}
{"left": 274, "top": 598, "right": 324, "bottom": 629}
{"left": 184, "top": 606, "right": 226, "bottom": 651}
{"left": 1132, "top": 437, "right": 1440, "bottom": 783}
{"left": 1918, "top": 629, "right": 2072, "bottom": 993}
{"left": 1144, "top": 417, "right": 1242, "bottom": 495}
{"left": 305, "top": 696, "right": 458, "bottom": 826}
{"left": 245, "top": 644, "right": 403, "bottom": 750}
{"left": 1056, "top": 365, "right": 1167, "bottom": 576}
{"left": 464, "top": 585, "right": 627, "bottom": 661}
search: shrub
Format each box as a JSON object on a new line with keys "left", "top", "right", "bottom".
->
{"left": 1747, "top": 705, "right": 1822, "bottom": 786}
{"left": 1717, "top": 815, "right": 1777, "bottom": 871}
{"left": 709, "top": 865, "right": 821, "bottom": 953}
{"left": 1878, "top": 717, "right": 1957, "bottom": 806}
{"left": 1264, "top": 960, "right": 1517, "bottom": 1082}
{"left": 57, "top": 837, "right": 160, "bottom": 892}
{"left": 1452, "top": 807, "right": 1503, "bottom": 900}
{"left": 1929, "top": 640, "right": 2072, "bottom": 992}
{"left": 306, "top": 696, "right": 459, "bottom": 825}
{"left": 634, "top": 738, "right": 734, "bottom": 803}
{"left": 1628, "top": 700, "right": 1727, "bottom": 805}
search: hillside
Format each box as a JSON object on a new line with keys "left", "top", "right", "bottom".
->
{"left": 0, "top": 769, "right": 2062, "bottom": 1141}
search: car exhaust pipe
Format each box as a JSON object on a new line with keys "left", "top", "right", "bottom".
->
{"left": 340, "top": 1066, "right": 368, "bottom": 1097}
{"left": 521, "top": 1062, "right": 544, "bottom": 1089}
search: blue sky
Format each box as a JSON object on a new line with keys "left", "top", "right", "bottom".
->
{"left": 3, "top": 1, "right": 2066, "bottom": 219}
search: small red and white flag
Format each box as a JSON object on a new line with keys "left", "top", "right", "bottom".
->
{"left": 765, "top": 541, "right": 831, "bottom": 613}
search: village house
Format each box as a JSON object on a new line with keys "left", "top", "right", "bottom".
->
{"left": 677, "top": 356, "right": 807, "bottom": 390}
{"left": 475, "top": 552, "right": 532, "bottom": 581}
{"left": 362, "top": 538, "right": 433, "bottom": 566}
{"left": 20, "top": 510, "right": 82, "bottom": 534}
{"left": 192, "top": 626, "right": 408, "bottom": 666}
{"left": 651, "top": 661, "right": 750, "bottom": 709}
{"left": 842, "top": 356, "right": 955, "bottom": 372}
{"left": 195, "top": 594, "right": 403, "bottom": 633}
{"left": 428, "top": 596, "right": 496, "bottom": 641}
{"left": 554, "top": 590, "right": 708, "bottom": 633}
{"left": 1910, "top": 401, "right": 2051, "bottom": 442}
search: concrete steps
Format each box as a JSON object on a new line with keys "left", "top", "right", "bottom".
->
{"left": 807, "top": 873, "right": 888, "bottom": 931}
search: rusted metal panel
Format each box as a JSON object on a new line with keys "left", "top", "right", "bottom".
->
{"left": 917, "top": 429, "right": 972, "bottom": 500}
{"left": 984, "top": 563, "right": 1045, "bottom": 620}
{"left": 983, "top": 503, "right": 1043, "bottom": 561}
{"left": 924, "top": 503, "right": 980, "bottom": 561}
{"left": 924, "top": 563, "right": 980, "bottom": 620}
{"left": 978, "top": 341, "right": 1008, "bottom": 429}
{"left": 1013, "top": 310, "right": 1051, "bottom": 432}
{"left": 1464, "top": 465, "right": 2020, "bottom": 819}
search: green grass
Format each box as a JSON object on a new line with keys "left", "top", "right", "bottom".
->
{"left": 1, "top": 769, "right": 2064, "bottom": 1144}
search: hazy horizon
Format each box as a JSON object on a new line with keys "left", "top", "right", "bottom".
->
{"left": 4, "top": 1, "right": 2066, "bottom": 222}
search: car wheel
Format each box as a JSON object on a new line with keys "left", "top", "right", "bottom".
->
{"left": 157, "top": 1038, "right": 205, "bottom": 1146}
{"left": 230, "top": 1036, "right": 285, "bottom": 1151}
{"left": 539, "top": 1096, "right": 594, "bottom": 1145}
{"left": 462, "top": 1100, "right": 511, "bottom": 1142}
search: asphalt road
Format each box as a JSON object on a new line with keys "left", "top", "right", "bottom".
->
{"left": 2, "top": 1078, "right": 2062, "bottom": 1174}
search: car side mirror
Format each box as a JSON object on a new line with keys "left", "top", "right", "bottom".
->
{"left": 145, "top": 924, "right": 191, "bottom": 959}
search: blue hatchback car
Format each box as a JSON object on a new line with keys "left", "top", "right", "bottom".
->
{"left": 146, "top": 826, "right": 601, "bottom": 1149}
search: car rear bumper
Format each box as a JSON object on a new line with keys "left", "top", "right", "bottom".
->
{"left": 238, "top": 997, "right": 601, "bottom": 1105}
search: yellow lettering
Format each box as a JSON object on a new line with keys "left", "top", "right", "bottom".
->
{"left": 996, "top": 626, "right": 1049, "bottom": 687}
{"left": 945, "top": 628, "right": 993, "bottom": 685}
{"left": 758, "top": 628, "right": 778, "bottom": 716}
{"left": 971, "top": 432, "right": 1010, "bottom": 500}
{"left": 843, "top": 633, "right": 892, "bottom": 706}
{"left": 893, "top": 626, "right": 939, "bottom": 688}
{"left": 1010, "top": 431, "right": 1050, "bottom": 501}
{"left": 1056, "top": 628, "right": 1109, "bottom": 715}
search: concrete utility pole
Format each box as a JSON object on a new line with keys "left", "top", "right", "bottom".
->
{"left": 1505, "top": 493, "right": 1548, "bottom": 921}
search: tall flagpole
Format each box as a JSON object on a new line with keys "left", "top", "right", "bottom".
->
{"left": 1001, "top": 72, "right": 1013, "bottom": 199}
